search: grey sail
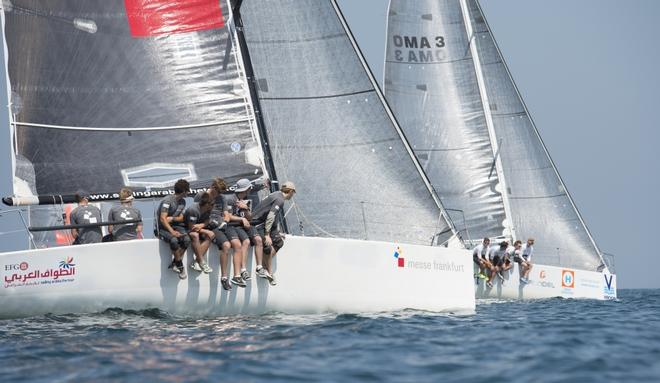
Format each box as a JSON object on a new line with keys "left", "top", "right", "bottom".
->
{"left": 385, "top": 0, "right": 603, "bottom": 270}
{"left": 241, "top": 0, "right": 459, "bottom": 246}
{"left": 3, "top": 0, "right": 266, "bottom": 198}
{"left": 384, "top": 0, "right": 509, "bottom": 244}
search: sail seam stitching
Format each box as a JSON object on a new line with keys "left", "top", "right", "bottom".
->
{"left": 12, "top": 118, "right": 252, "bottom": 132}
{"left": 259, "top": 89, "right": 373, "bottom": 101}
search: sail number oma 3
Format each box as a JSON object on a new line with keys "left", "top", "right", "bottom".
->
{"left": 392, "top": 35, "right": 446, "bottom": 63}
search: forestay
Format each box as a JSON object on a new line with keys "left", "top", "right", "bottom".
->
{"left": 385, "top": 0, "right": 604, "bottom": 270}
{"left": 241, "top": 0, "right": 459, "bottom": 246}
{"left": 2, "top": 0, "right": 266, "bottom": 198}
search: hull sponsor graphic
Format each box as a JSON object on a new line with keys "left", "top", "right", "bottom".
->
{"left": 125, "top": 0, "right": 225, "bottom": 38}
{"left": 4, "top": 258, "right": 77, "bottom": 289}
{"left": 393, "top": 247, "right": 405, "bottom": 268}
{"left": 533, "top": 269, "right": 555, "bottom": 289}
{"left": 603, "top": 274, "right": 616, "bottom": 299}
{"left": 392, "top": 247, "right": 464, "bottom": 273}
{"left": 562, "top": 270, "right": 575, "bottom": 288}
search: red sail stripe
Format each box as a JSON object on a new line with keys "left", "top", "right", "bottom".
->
{"left": 125, "top": 0, "right": 224, "bottom": 38}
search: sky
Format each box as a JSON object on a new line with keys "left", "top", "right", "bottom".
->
{"left": 0, "top": 0, "right": 658, "bottom": 289}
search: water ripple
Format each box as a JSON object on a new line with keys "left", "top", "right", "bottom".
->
{"left": 0, "top": 290, "right": 659, "bottom": 382}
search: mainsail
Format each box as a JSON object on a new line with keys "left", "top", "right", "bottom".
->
{"left": 385, "top": 0, "right": 604, "bottom": 270}
{"left": 241, "top": 0, "right": 459, "bottom": 246}
{"left": 2, "top": 0, "right": 266, "bottom": 199}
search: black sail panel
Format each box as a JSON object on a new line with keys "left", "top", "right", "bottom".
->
{"left": 4, "top": 0, "right": 264, "bottom": 196}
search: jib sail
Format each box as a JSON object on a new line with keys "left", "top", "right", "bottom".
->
{"left": 241, "top": 0, "right": 460, "bottom": 246}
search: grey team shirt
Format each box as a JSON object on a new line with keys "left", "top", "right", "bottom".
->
{"left": 251, "top": 191, "right": 285, "bottom": 226}
{"left": 108, "top": 205, "right": 142, "bottom": 241}
{"left": 184, "top": 203, "right": 212, "bottom": 228}
{"left": 194, "top": 191, "right": 226, "bottom": 229}
{"left": 224, "top": 193, "right": 252, "bottom": 227}
{"left": 157, "top": 195, "right": 186, "bottom": 229}
{"left": 70, "top": 205, "right": 103, "bottom": 244}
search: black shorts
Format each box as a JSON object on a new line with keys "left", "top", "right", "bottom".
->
{"left": 158, "top": 226, "right": 191, "bottom": 251}
{"left": 491, "top": 255, "right": 502, "bottom": 267}
{"left": 513, "top": 256, "right": 523, "bottom": 264}
{"left": 233, "top": 226, "right": 258, "bottom": 243}
{"left": 256, "top": 226, "right": 284, "bottom": 255}
{"left": 211, "top": 227, "right": 230, "bottom": 246}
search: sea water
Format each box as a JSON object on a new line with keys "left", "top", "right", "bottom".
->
{"left": 1, "top": 289, "right": 658, "bottom": 382}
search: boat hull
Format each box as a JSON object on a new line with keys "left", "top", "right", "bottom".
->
{"left": 475, "top": 263, "right": 617, "bottom": 301}
{"left": 0, "top": 236, "right": 475, "bottom": 319}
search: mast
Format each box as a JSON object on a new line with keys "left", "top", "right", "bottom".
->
{"left": 230, "top": 0, "right": 289, "bottom": 233}
{"left": 458, "top": 0, "right": 516, "bottom": 242}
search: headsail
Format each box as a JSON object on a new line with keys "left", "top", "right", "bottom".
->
{"left": 2, "top": 0, "right": 266, "bottom": 199}
{"left": 241, "top": 0, "right": 460, "bottom": 246}
{"left": 384, "top": 0, "right": 509, "bottom": 244}
{"left": 385, "top": 0, "right": 603, "bottom": 270}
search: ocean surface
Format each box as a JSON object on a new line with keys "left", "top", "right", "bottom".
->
{"left": 1, "top": 289, "right": 658, "bottom": 382}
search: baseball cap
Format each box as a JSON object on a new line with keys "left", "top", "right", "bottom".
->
{"left": 282, "top": 181, "right": 296, "bottom": 192}
{"left": 235, "top": 179, "right": 252, "bottom": 193}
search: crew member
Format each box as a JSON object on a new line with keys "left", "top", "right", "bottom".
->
{"left": 107, "top": 188, "right": 142, "bottom": 241}
{"left": 185, "top": 192, "right": 215, "bottom": 275}
{"left": 156, "top": 179, "right": 191, "bottom": 280}
{"left": 70, "top": 191, "right": 103, "bottom": 245}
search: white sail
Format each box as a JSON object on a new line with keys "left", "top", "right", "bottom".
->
{"left": 385, "top": 0, "right": 605, "bottom": 271}
{"left": 241, "top": 0, "right": 461, "bottom": 246}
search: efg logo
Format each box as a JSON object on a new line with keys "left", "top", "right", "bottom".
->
{"left": 562, "top": 270, "right": 575, "bottom": 288}
{"left": 5, "top": 262, "right": 29, "bottom": 271}
{"left": 393, "top": 247, "right": 405, "bottom": 268}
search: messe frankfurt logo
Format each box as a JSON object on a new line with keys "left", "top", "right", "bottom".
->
{"left": 393, "top": 247, "right": 405, "bottom": 268}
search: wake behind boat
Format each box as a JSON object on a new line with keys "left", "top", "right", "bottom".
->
{"left": 0, "top": 0, "right": 475, "bottom": 318}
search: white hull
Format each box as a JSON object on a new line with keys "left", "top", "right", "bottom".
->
{"left": 0, "top": 236, "right": 476, "bottom": 319}
{"left": 475, "top": 263, "right": 617, "bottom": 301}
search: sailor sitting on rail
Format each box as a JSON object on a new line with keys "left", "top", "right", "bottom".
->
{"left": 185, "top": 192, "right": 215, "bottom": 275}
{"left": 224, "top": 178, "right": 268, "bottom": 288}
{"left": 517, "top": 238, "right": 535, "bottom": 284}
{"left": 156, "top": 179, "right": 191, "bottom": 280}
{"left": 107, "top": 188, "right": 142, "bottom": 241}
{"left": 250, "top": 181, "right": 297, "bottom": 286}
{"left": 486, "top": 241, "right": 509, "bottom": 288}
{"left": 70, "top": 191, "right": 103, "bottom": 245}
{"left": 472, "top": 237, "right": 491, "bottom": 280}
{"left": 195, "top": 178, "right": 236, "bottom": 291}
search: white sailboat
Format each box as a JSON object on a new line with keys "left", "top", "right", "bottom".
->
{"left": 0, "top": 0, "right": 475, "bottom": 319}
{"left": 384, "top": 0, "right": 616, "bottom": 300}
